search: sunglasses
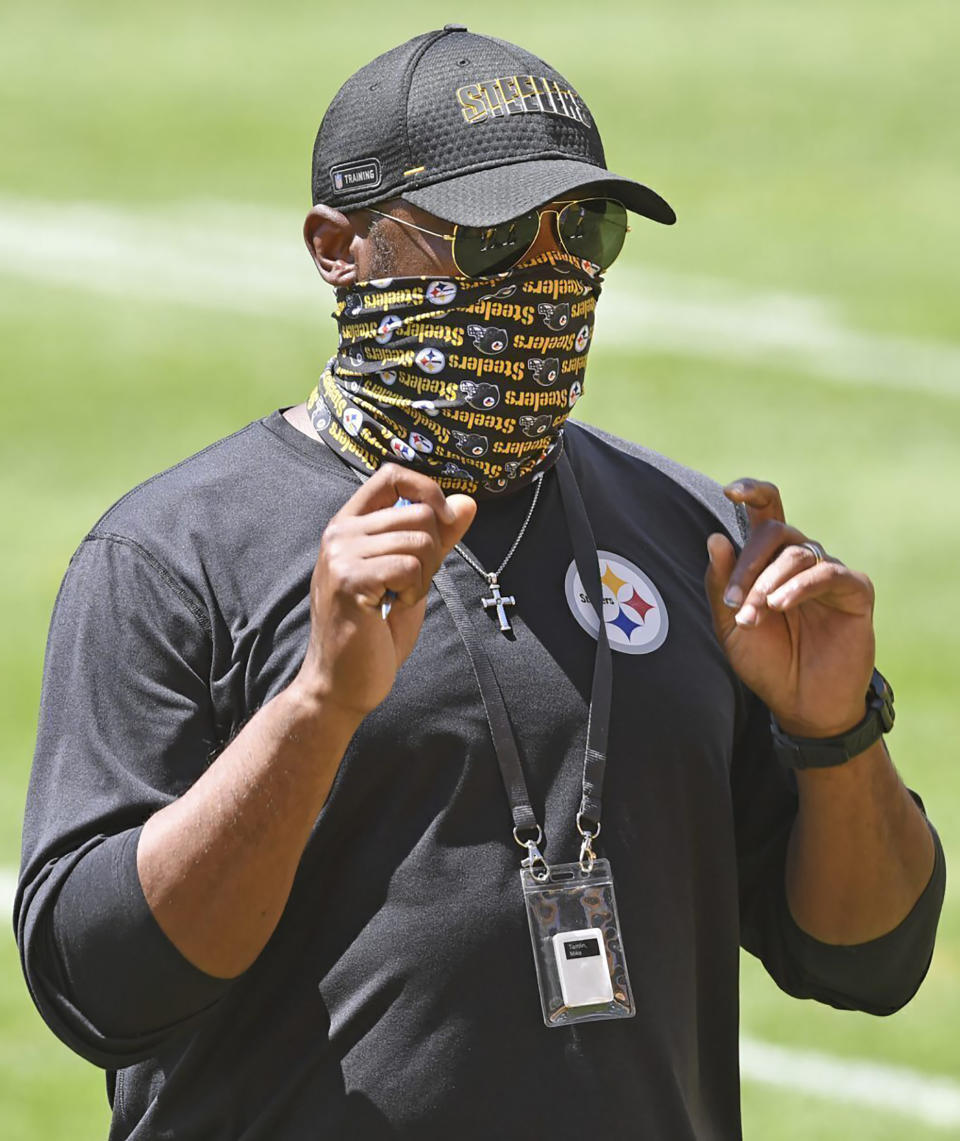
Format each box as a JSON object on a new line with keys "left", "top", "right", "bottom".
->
{"left": 365, "top": 197, "right": 629, "bottom": 278}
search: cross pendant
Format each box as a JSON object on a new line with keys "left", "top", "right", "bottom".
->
{"left": 481, "top": 574, "right": 516, "bottom": 634}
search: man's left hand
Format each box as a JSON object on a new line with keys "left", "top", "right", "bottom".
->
{"left": 705, "top": 477, "right": 876, "bottom": 738}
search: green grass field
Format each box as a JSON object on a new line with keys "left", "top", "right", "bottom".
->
{"left": 2, "top": 1, "right": 958, "bottom": 1136}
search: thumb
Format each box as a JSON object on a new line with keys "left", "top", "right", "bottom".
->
{"left": 439, "top": 493, "right": 477, "bottom": 554}
{"left": 704, "top": 532, "right": 739, "bottom": 643}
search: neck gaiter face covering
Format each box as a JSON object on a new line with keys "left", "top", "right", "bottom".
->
{"left": 306, "top": 249, "right": 601, "bottom": 497}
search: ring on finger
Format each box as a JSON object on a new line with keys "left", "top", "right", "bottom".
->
{"left": 801, "top": 540, "right": 827, "bottom": 564}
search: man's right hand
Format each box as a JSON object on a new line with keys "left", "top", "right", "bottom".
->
{"left": 293, "top": 463, "right": 476, "bottom": 721}
{"left": 137, "top": 464, "right": 474, "bottom": 978}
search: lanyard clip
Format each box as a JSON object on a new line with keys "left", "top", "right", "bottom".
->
{"left": 576, "top": 813, "right": 601, "bottom": 873}
{"left": 514, "top": 825, "right": 550, "bottom": 881}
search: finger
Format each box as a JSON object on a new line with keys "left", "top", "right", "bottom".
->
{"left": 389, "top": 495, "right": 476, "bottom": 606}
{"left": 734, "top": 542, "right": 826, "bottom": 627}
{"left": 341, "top": 463, "right": 456, "bottom": 524}
{"left": 766, "top": 561, "right": 874, "bottom": 616}
{"left": 704, "top": 532, "right": 739, "bottom": 643}
{"left": 436, "top": 493, "right": 477, "bottom": 554}
{"left": 320, "top": 509, "right": 441, "bottom": 582}
{"left": 352, "top": 553, "right": 426, "bottom": 609}
{"left": 722, "top": 519, "right": 808, "bottom": 610}
{"left": 338, "top": 500, "right": 478, "bottom": 583}
{"left": 335, "top": 497, "right": 475, "bottom": 610}
{"left": 354, "top": 529, "right": 441, "bottom": 562}
{"left": 350, "top": 501, "right": 443, "bottom": 547}
{"left": 724, "top": 477, "right": 786, "bottom": 527}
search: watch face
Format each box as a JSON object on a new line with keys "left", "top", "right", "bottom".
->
{"left": 870, "top": 669, "right": 895, "bottom": 731}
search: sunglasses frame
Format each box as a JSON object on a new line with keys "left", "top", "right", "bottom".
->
{"left": 364, "top": 197, "right": 630, "bottom": 278}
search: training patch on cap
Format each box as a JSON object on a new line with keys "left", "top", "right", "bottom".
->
{"left": 330, "top": 158, "right": 383, "bottom": 193}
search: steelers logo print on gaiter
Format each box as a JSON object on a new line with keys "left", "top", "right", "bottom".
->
{"left": 306, "top": 250, "right": 601, "bottom": 498}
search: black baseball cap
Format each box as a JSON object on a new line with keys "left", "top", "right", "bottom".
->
{"left": 311, "top": 25, "right": 676, "bottom": 228}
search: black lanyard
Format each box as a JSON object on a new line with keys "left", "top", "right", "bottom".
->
{"left": 433, "top": 448, "right": 613, "bottom": 871}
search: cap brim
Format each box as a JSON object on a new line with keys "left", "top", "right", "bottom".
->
{"left": 402, "top": 158, "right": 676, "bottom": 227}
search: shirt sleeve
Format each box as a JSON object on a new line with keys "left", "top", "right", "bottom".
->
{"left": 15, "top": 534, "right": 235, "bottom": 1070}
{"left": 732, "top": 688, "right": 946, "bottom": 1016}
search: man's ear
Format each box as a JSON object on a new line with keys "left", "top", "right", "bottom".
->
{"left": 303, "top": 205, "right": 360, "bottom": 287}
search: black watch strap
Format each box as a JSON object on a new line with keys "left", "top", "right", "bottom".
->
{"left": 770, "top": 669, "right": 895, "bottom": 770}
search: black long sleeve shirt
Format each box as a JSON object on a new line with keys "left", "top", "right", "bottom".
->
{"left": 16, "top": 414, "right": 945, "bottom": 1140}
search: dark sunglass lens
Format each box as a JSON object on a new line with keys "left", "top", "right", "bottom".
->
{"left": 453, "top": 211, "right": 540, "bottom": 276}
{"left": 558, "top": 199, "right": 628, "bottom": 270}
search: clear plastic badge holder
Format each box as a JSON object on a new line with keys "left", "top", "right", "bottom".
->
{"left": 521, "top": 858, "right": 635, "bottom": 1027}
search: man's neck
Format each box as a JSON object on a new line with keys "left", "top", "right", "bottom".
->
{"left": 282, "top": 402, "right": 318, "bottom": 439}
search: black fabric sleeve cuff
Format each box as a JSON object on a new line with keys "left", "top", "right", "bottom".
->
{"left": 46, "top": 828, "right": 233, "bottom": 1067}
{"left": 777, "top": 819, "right": 946, "bottom": 1016}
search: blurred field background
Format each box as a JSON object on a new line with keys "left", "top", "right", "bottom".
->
{"left": 1, "top": 0, "right": 958, "bottom": 1136}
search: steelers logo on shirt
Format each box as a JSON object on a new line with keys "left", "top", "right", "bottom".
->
{"left": 378, "top": 369, "right": 398, "bottom": 386}
{"left": 415, "top": 347, "right": 446, "bottom": 374}
{"left": 425, "top": 280, "right": 458, "bottom": 306}
{"left": 575, "top": 325, "right": 591, "bottom": 353}
{"left": 564, "top": 551, "right": 668, "bottom": 654}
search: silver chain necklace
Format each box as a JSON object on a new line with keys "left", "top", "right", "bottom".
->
{"left": 454, "top": 473, "right": 544, "bottom": 634}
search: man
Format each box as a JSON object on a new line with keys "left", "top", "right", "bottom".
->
{"left": 16, "top": 25, "right": 944, "bottom": 1140}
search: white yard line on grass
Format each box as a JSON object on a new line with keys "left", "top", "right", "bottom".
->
{"left": 740, "top": 1034, "right": 960, "bottom": 1129}
{"left": 600, "top": 276, "right": 960, "bottom": 399}
{"left": 0, "top": 864, "right": 956, "bottom": 1127}
{"left": 2, "top": 198, "right": 960, "bottom": 398}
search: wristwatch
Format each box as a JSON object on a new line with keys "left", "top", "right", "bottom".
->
{"left": 770, "top": 669, "right": 895, "bottom": 770}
